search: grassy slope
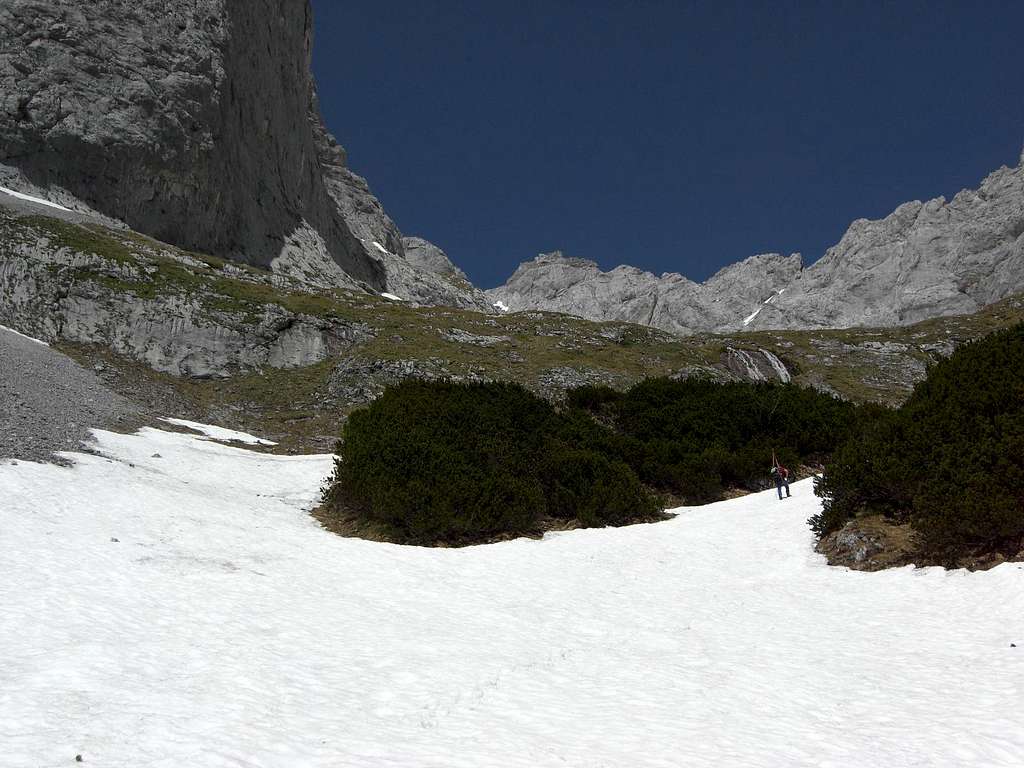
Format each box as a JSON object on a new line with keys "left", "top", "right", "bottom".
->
{"left": 6, "top": 209, "right": 1024, "bottom": 451}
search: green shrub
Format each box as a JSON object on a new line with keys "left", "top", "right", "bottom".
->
{"left": 808, "top": 404, "right": 910, "bottom": 536}
{"left": 325, "top": 374, "right": 861, "bottom": 546}
{"left": 565, "top": 384, "right": 623, "bottom": 412}
{"left": 569, "top": 377, "right": 857, "bottom": 501}
{"left": 813, "top": 324, "right": 1024, "bottom": 559}
{"left": 322, "top": 380, "right": 656, "bottom": 544}
{"left": 542, "top": 446, "right": 658, "bottom": 526}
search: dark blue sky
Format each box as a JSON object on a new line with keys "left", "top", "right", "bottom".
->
{"left": 311, "top": 0, "right": 1023, "bottom": 288}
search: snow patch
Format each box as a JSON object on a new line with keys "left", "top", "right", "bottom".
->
{"left": 370, "top": 240, "right": 392, "bottom": 256}
{"left": 1, "top": 426, "right": 1023, "bottom": 766}
{"left": 0, "top": 184, "right": 73, "bottom": 212}
{"left": 493, "top": 300, "right": 511, "bottom": 313}
{"left": 159, "top": 418, "right": 277, "bottom": 445}
{"left": 744, "top": 289, "right": 786, "bottom": 326}
{"left": 380, "top": 292, "right": 404, "bottom": 301}
{"left": 0, "top": 324, "right": 49, "bottom": 346}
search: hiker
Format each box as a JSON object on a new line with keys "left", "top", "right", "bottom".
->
{"left": 770, "top": 463, "right": 791, "bottom": 500}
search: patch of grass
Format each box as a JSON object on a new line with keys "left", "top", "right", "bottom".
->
{"left": 15, "top": 210, "right": 1024, "bottom": 438}
{"left": 21, "top": 216, "right": 138, "bottom": 264}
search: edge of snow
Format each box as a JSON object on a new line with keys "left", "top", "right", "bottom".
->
{"left": 0, "top": 184, "right": 73, "bottom": 212}
{"left": 0, "top": 324, "right": 50, "bottom": 346}
{"left": 159, "top": 418, "right": 277, "bottom": 446}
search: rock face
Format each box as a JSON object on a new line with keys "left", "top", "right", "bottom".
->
{"left": 0, "top": 0, "right": 484, "bottom": 308}
{"left": 490, "top": 157, "right": 1024, "bottom": 334}
{"left": 403, "top": 237, "right": 471, "bottom": 283}
{"left": 488, "top": 251, "right": 802, "bottom": 335}
{"left": 0, "top": 210, "right": 373, "bottom": 378}
{"left": 0, "top": 1, "right": 387, "bottom": 287}
{"left": 720, "top": 348, "right": 792, "bottom": 384}
{"left": 751, "top": 160, "right": 1024, "bottom": 330}
{"left": 372, "top": 237, "right": 492, "bottom": 311}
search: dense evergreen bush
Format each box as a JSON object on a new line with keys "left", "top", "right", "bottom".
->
{"left": 812, "top": 324, "right": 1024, "bottom": 560}
{"left": 322, "top": 381, "right": 657, "bottom": 544}
{"left": 324, "top": 375, "right": 860, "bottom": 545}
{"left": 569, "top": 377, "right": 858, "bottom": 503}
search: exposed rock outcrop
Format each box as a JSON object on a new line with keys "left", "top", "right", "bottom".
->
{"left": 0, "top": 210, "right": 373, "bottom": 378}
{"left": 372, "top": 238, "right": 491, "bottom": 310}
{"left": 403, "top": 237, "right": 471, "bottom": 283}
{"left": 327, "top": 356, "right": 492, "bottom": 406}
{"left": 720, "top": 348, "right": 792, "bottom": 383}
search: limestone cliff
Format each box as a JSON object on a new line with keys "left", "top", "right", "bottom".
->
{"left": 0, "top": 0, "right": 482, "bottom": 306}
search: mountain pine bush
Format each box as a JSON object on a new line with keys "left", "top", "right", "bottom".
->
{"left": 569, "top": 377, "right": 857, "bottom": 502}
{"left": 322, "top": 380, "right": 657, "bottom": 544}
{"left": 812, "top": 324, "right": 1024, "bottom": 560}
{"left": 325, "top": 376, "right": 860, "bottom": 545}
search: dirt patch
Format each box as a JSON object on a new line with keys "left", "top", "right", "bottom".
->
{"left": 816, "top": 515, "right": 920, "bottom": 571}
{"left": 817, "top": 515, "right": 1024, "bottom": 571}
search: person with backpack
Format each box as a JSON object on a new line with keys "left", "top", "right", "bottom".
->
{"left": 770, "top": 460, "right": 791, "bottom": 500}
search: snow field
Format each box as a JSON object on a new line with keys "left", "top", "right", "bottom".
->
{"left": 1, "top": 426, "right": 1022, "bottom": 767}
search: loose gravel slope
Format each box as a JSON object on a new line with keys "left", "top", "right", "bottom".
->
{"left": 0, "top": 325, "right": 136, "bottom": 462}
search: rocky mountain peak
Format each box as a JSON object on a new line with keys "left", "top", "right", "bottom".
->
{"left": 0, "top": 0, "right": 482, "bottom": 308}
{"left": 749, "top": 157, "right": 1024, "bottom": 330}
{"left": 1, "top": 0, "right": 386, "bottom": 286}
{"left": 487, "top": 249, "right": 797, "bottom": 334}
{"left": 490, "top": 152, "right": 1024, "bottom": 335}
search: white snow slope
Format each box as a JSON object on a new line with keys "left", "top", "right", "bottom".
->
{"left": 2, "top": 426, "right": 1023, "bottom": 767}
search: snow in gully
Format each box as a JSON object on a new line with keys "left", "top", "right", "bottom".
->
{"left": 1, "top": 425, "right": 1022, "bottom": 767}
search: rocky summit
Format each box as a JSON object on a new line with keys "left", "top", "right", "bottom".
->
{"left": 750, "top": 158, "right": 1024, "bottom": 330}
{"left": 487, "top": 251, "right": 803, "bottom": 335}
{"left": 0, "top": 0, "right": 478, "bottom": 306}
{"left": 490, "top": 155, "right": 1024, "bottom": 335}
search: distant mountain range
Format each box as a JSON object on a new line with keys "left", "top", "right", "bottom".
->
{"left": 488, "top": 155, "right": 1024, "bottom": 334}
{"left": 1, "top": 1, "right": 1021, "bottom": 335}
